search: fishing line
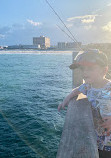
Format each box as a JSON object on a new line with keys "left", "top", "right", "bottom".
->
{"left": 1, "top": 1, "right": 111, "bottom": 157}
{"left": 0, "top": 109, "right": 45, "bottom": 158}
{"left": 56, "top": 25, "right": 76, "bottom": 42}
{"left": 45, "top": 0, "right": 83, "bottom": 51}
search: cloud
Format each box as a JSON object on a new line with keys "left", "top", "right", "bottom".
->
{"left": 0, "top": 22, "right": 57, "bottom": 45}
{"left": 81, "top": 17, "right": 95, "bottom": 24}
{"left": 67, "top": 14, "right": 99, "bottom": 24}
{"left": 12, "top": 24, "right": 25, "bottom": 30}
{"left": 0, "top": 26, "right": 11, "bottom": 34}
{"left": 83, "top": 25, "right": 93, "bottom": 30}
{"left": 65, "top": 4, "right": 111, "bottom": 44}
{"left": 63, "top": 5, "right": 111, "bottom": 43}
{"left": 1, "top": 3, "right": 111, "bottom": 46}
{"left": 107, "top": 3, "right": 111, "bottom": 7}
{"left": 66, "top": 23, "right": 73, "bottom": 28}
{"left": 0, "top": 34, "right": 5, "bottom": 38}
{"left": 102, "top": 22, "right": 111, "bottom": 32}
{"left": 27, "top": 19, "right": 42, "bottom": 26}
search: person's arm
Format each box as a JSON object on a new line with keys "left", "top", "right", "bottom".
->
{"left": 102, "top": 116, "right": 111, "bottom": 135}
{"left": 58, "top": 87, "right": 80, "bottom": 111}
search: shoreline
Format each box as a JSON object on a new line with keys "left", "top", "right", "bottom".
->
{"left": 0, "top": 50, "right": 74, "bottom": 54}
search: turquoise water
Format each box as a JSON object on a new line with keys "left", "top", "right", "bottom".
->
{"left": 0, "top": 52, "right": 72, "bottom": 158}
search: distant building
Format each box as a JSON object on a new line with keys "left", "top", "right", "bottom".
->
{"left": 0, "top": 46, "right": 3, "bottom": 50}
{"left": 33, "top": 36, "right": 50, "bottom": 49}
{"left": 7, "top": 45, "right": 39, "bottom": 49}
{"left": 58, "top": 42, "right": 66, "bottom": 49}
{"left": 57, "top": 42, "right": 82, "bottom": 50}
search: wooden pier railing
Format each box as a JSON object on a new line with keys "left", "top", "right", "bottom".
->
{"left": 56, "top": 98, "right": 99, "bottom": 158}
{"left": 56, "top": 51, "right": 99, "bottom": 158}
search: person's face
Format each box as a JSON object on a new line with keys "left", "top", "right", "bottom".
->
{"left": 80, "top": 64, "right": 105, "bottom": 84}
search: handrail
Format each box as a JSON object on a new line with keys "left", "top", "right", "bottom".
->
{"left": 56, "top": 98, "right": 99, "bottom": 158}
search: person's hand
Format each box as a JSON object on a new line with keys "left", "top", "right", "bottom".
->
{"left": 58, "top": 88, "right": 79, "bottom": 111}
{"left": 58, "top": 97, "right": 70, "bottom": 111}
{"left": 58, "top": 103, "right": 65, "bottom": 111}
{"left": 102, "top": 116, "right": 111, "bottom": 135}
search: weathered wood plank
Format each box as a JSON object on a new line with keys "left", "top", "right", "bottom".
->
{"left": 56, "top": 98, "right": 99, "bottom": 158}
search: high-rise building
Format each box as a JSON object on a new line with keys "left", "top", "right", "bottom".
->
{"left": 33, "top": 36, "right": 50, "bottom": 49}
{"left": 58, "top": 42, "right": 66, "bottom": 49}
{"left": 57, "top": 42, "right": 82, "bottom": 50}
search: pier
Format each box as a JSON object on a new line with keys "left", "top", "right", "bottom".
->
{"left": 56, "top": 51, "right": 99, "bottom": 158}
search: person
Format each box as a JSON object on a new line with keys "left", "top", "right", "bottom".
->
{"left": 58, "top": 50, "right": 111, "bottom": 158}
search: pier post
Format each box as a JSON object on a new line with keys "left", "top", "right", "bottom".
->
{"left": 72, "top": 51, "right": 83, "bottom": 88}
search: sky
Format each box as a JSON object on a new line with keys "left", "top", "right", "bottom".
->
{"left": 1, "top": 0, "right": 111, "bottom": 46}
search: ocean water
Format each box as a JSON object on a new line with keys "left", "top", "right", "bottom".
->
{"left": 0, "top": 51, "right": 73, "bottom": 158}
